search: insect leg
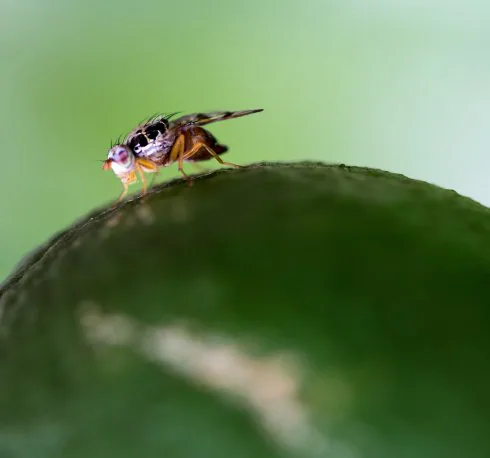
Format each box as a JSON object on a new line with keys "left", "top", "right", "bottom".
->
{"left": 135, "top": 157, "right": 159, "bottom": 190}
{"left": 116, "top": 170, "right": 137, "bottom": 203}
{"left": 117, "top": 181, "right": 129, "bottom": 202}
{"left": 135, "top": 157, "right": 158, "bottom": 173}
{"left": 148, "top": 169, "right": 160, "bottom": 189}
{"left": 135, "top": 162, "right": 147, "bottom": 195}
{"left": 170, "top": 134, "right": 191, "bottom": 180}
{"left": 185, "top": 142, "right": 243, "bottom": 169}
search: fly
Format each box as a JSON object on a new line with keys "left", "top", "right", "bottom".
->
{"left": 103, "top": 109, "right": 263, "bottom": 201}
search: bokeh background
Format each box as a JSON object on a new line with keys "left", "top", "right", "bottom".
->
{"left": 1, "top": 0, "right": 490, "bottom": 281}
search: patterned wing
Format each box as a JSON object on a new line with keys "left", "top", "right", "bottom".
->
{"left": 170, "top": 109, "right": 263, "bottom": 128}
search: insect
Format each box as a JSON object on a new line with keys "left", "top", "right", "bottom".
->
{"left": 103, "top": 109, "right": 263, "bottom": 201}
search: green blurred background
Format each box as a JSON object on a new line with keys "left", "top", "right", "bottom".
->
{"left": 1, "top": 0, "right": 490, "bottom": 281}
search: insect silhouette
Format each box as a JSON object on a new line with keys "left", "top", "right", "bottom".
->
{"left": 103, "top": 109, "right": 263, "bottom": 201}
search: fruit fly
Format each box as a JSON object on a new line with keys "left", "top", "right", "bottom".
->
{"left": 103, "top": 109, "right": 263, "bottom": 201}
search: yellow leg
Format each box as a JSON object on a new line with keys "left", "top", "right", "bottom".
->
{"left": 135, "top": 157, "right": 159, "bottom": 190}
{"left": 148, "top": 169, "right": 160, "bottom": 189}
{"left": 116, "top": 170, "right": 137, "bottom": 203}
{"left": 135, "top": 162, "right": 147, "bottom": 195}
{"left": 178, "top": 150, "right": 189, "bottom": 179}
{"left": 169, "top": 135, "right": 191, "bottom": 180}
{"left": 184, "top": 142, "right": 243, "bottom": 169}
{"left": 117, "top": 181, "right": 129, "bottom": 202}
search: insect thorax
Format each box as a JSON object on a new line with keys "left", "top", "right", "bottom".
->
{"left": 125, "top": 118, "right": 175, "bottom": 163}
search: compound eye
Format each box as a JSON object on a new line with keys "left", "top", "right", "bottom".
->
{"left": 115, "top": 148, "right": 129, "bottom": 163}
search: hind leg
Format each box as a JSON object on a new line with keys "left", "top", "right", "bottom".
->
{"left": 183, "top": 141, "right": 243, "bottom": 169}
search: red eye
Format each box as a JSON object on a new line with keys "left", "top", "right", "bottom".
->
{"left": 116, "top": 150, "right": 128, "bottom": 162}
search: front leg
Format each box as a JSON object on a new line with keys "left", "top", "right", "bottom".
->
{"left": 135, "top": 162, "right": 148, "bottom": 195}
{"left": 117, "top": 181, "right": 129, "bottom": 203}
{"left": 117, "top": 170, "right": 137, "bottom": 203}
